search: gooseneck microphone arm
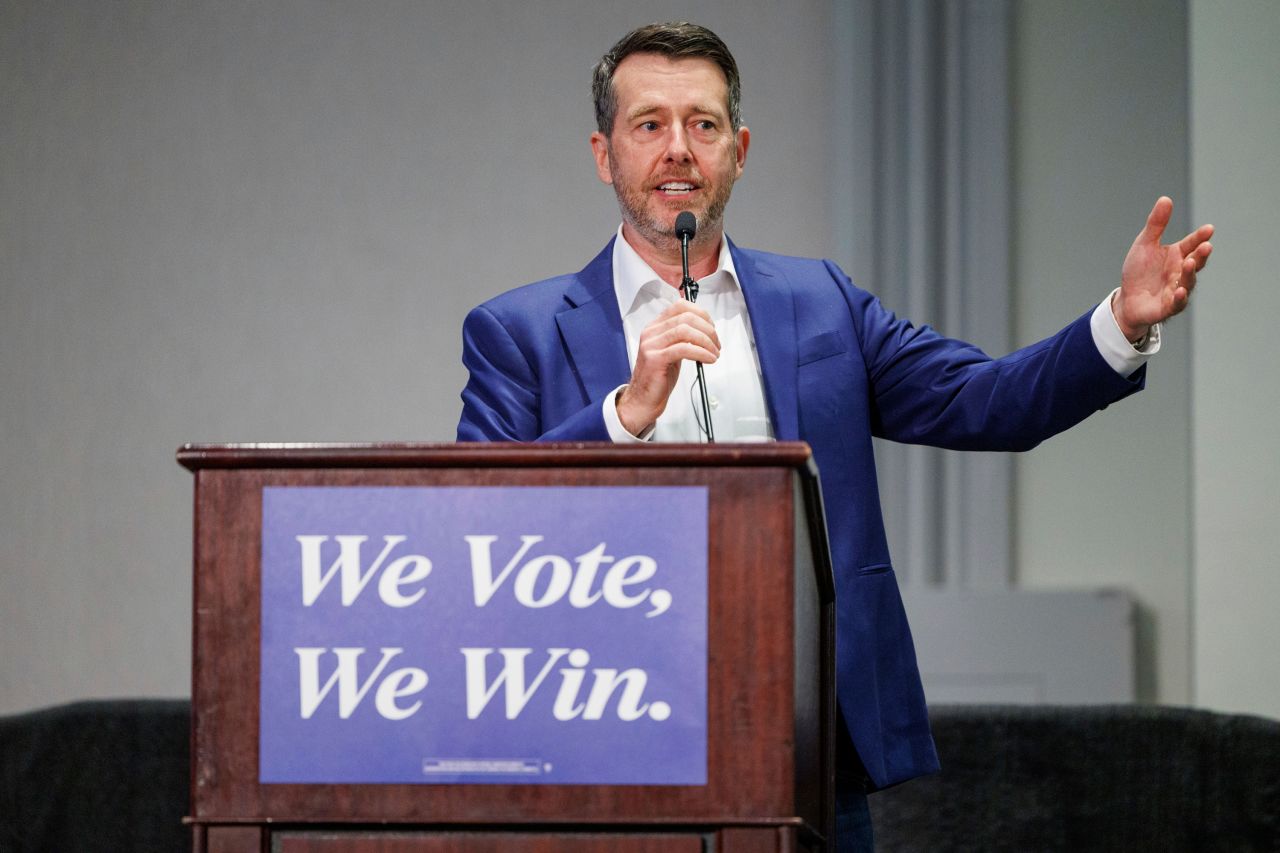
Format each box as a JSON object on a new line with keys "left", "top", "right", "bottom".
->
{"left": 675, "top": 211, "right": 715, "bottom": 443}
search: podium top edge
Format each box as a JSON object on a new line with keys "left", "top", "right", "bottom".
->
{"left": 176, "top": 441, "right": 815, "bottom": 472}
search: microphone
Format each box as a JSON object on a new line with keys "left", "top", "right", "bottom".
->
{"left": 676, "top": 211, "right": 698, "bottom": 301}
{"left": 675, "top": 210, "right": 696, "bottom": 241}
{"left": 674, "top": 212, "right": 714, "bottom": 442}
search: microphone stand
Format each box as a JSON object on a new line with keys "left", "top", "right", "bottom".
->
{"left": 679, "top": 232, "right": 715, "bottom": 443}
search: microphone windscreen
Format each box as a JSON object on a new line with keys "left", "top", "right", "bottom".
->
{"left": 675, "top": 211, "right": 697, "bottom": 240}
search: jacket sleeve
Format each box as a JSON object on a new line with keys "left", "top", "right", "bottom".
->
{"left": 829, "top": 261, "right": 1145, "bottom": 452}
{"left": 456, "top": 303, "right": 611, "bottom": 443}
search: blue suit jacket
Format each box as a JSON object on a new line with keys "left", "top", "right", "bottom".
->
{"left": 457, "top": 238, "right": 1143, "bottom": 789}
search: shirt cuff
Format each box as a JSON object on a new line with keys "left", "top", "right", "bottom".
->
{"left": 1091, "top": 288, "right": 1161, "bottom": 376}
{"left": 602, "top": 384, "right": 654, "bottom": 443}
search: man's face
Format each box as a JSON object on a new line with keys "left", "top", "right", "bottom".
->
{"left": 590, "top": 53, "right": 749, "bottom": 251}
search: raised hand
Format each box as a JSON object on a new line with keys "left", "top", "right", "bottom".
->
{"left": 616, "top": 300, "right": 719, "bottom": 436}
{"left": 1114, "top": 196, "right": 1214, "bottom": 343}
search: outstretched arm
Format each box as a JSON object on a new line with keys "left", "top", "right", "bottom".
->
{"left": 1113, "top": 196, "right": 1214, "bottom": 343}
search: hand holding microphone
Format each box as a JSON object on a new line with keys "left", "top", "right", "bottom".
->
{"left": 615, "top": 212, "right": 718, "bottom": 439}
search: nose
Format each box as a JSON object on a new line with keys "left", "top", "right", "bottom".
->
{"left": 663, "top": 125, "right": 692, "bottom": 164}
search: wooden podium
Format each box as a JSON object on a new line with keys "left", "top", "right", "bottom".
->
{"left": 179, "top": 443, "right": 836, "bottom": 852}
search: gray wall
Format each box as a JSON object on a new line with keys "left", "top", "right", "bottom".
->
{"left": 1189, "top": 0, "right": 1280, "bottom": 718}
{"left": 1010, "top": 0, "right": 1192, "bottom": 704}
{"left": 0, "top": 0, "right": 834, "bottom": 713}
{"left": 4, "top": 1, "right": 1278, "bottom": 722}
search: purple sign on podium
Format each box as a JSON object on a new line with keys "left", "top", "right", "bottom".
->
{"left": 259, "top": 486, "right": 708, "bottom": 785}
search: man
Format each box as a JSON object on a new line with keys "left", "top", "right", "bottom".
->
{"left": 457, "top": 22, "right": 1213, "bottom": 850}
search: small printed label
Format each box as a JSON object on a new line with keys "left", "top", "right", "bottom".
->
{"left": 422, "top": 758, "right": 546, "bottom": 776}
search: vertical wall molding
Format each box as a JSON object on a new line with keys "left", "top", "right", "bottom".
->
{"left": 836, "top": 0, "right": 1013, "bottom": 590}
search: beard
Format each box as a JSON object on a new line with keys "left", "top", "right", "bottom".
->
{"left": 608, "top": 148, "right": 735, "bottom": 252}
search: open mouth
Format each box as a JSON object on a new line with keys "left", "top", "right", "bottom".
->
{"left": 655, "top": 181, "right": 699, "bottom": 196}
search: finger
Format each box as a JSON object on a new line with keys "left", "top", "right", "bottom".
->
{"left": 659, "top": 341, "right": 720, "bottom": 364}
{"left": 1177, "top": 223, "right": 1215, "bottom": 256}
{"left": 637, "top": 340, "right": 719, "bottom": 372}
{"left": 655, "top": 322, "right": 720, "bottom": 358}
{"left": 642, "top": 319, "right": 721, "bottom": 356}
{"left": 1138, "top": 196, "right": 1174, "bottom": 244}
{"left": 657, "top": 299, "right": 713, "bottom": 325}
{"left": 647, "top": 305, "right": 720, "bottom": 350}
{"left": 1182, "top": 256, "right": 1199, "bottom": 290}
{"left": 637, "top": 321, "right": 721, "bottom": 363}
{"left": 1192, "top": 241, "right": 1213, "bottom": 271}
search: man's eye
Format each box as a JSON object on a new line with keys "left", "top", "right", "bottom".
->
{"left": 697, "top": 120, "right": 716, "bottom": 130}
{"left": 641, "top": 121, "right": 659, "bottom": 132}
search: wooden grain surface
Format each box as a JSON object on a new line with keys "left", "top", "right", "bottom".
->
{"left": 184, "top": 444, "right": 831, "bottom": 845}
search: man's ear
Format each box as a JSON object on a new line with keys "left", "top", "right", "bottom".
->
{"left": 590, "top": 131, "right": 613, "bottom": 185}
{"left": 734, "top": 125, "right": 750, "bottom": 177}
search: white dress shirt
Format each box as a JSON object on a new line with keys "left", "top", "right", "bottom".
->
{"left": 603, "top": 225, "right": 1158, "bottom": 443}
{"left": 603, "top": 227, "right": 773, "bottom": 442}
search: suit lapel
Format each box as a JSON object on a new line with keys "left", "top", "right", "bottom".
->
{"left": 556, "top": 239, "right": 632, "bottom": 403}
{"left": 732, "top": 241, "right": 800, "bottom": 441}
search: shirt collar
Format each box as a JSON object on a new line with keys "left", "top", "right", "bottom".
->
{"left": 611, "top": 223, "right": 740, "bottom": 316}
